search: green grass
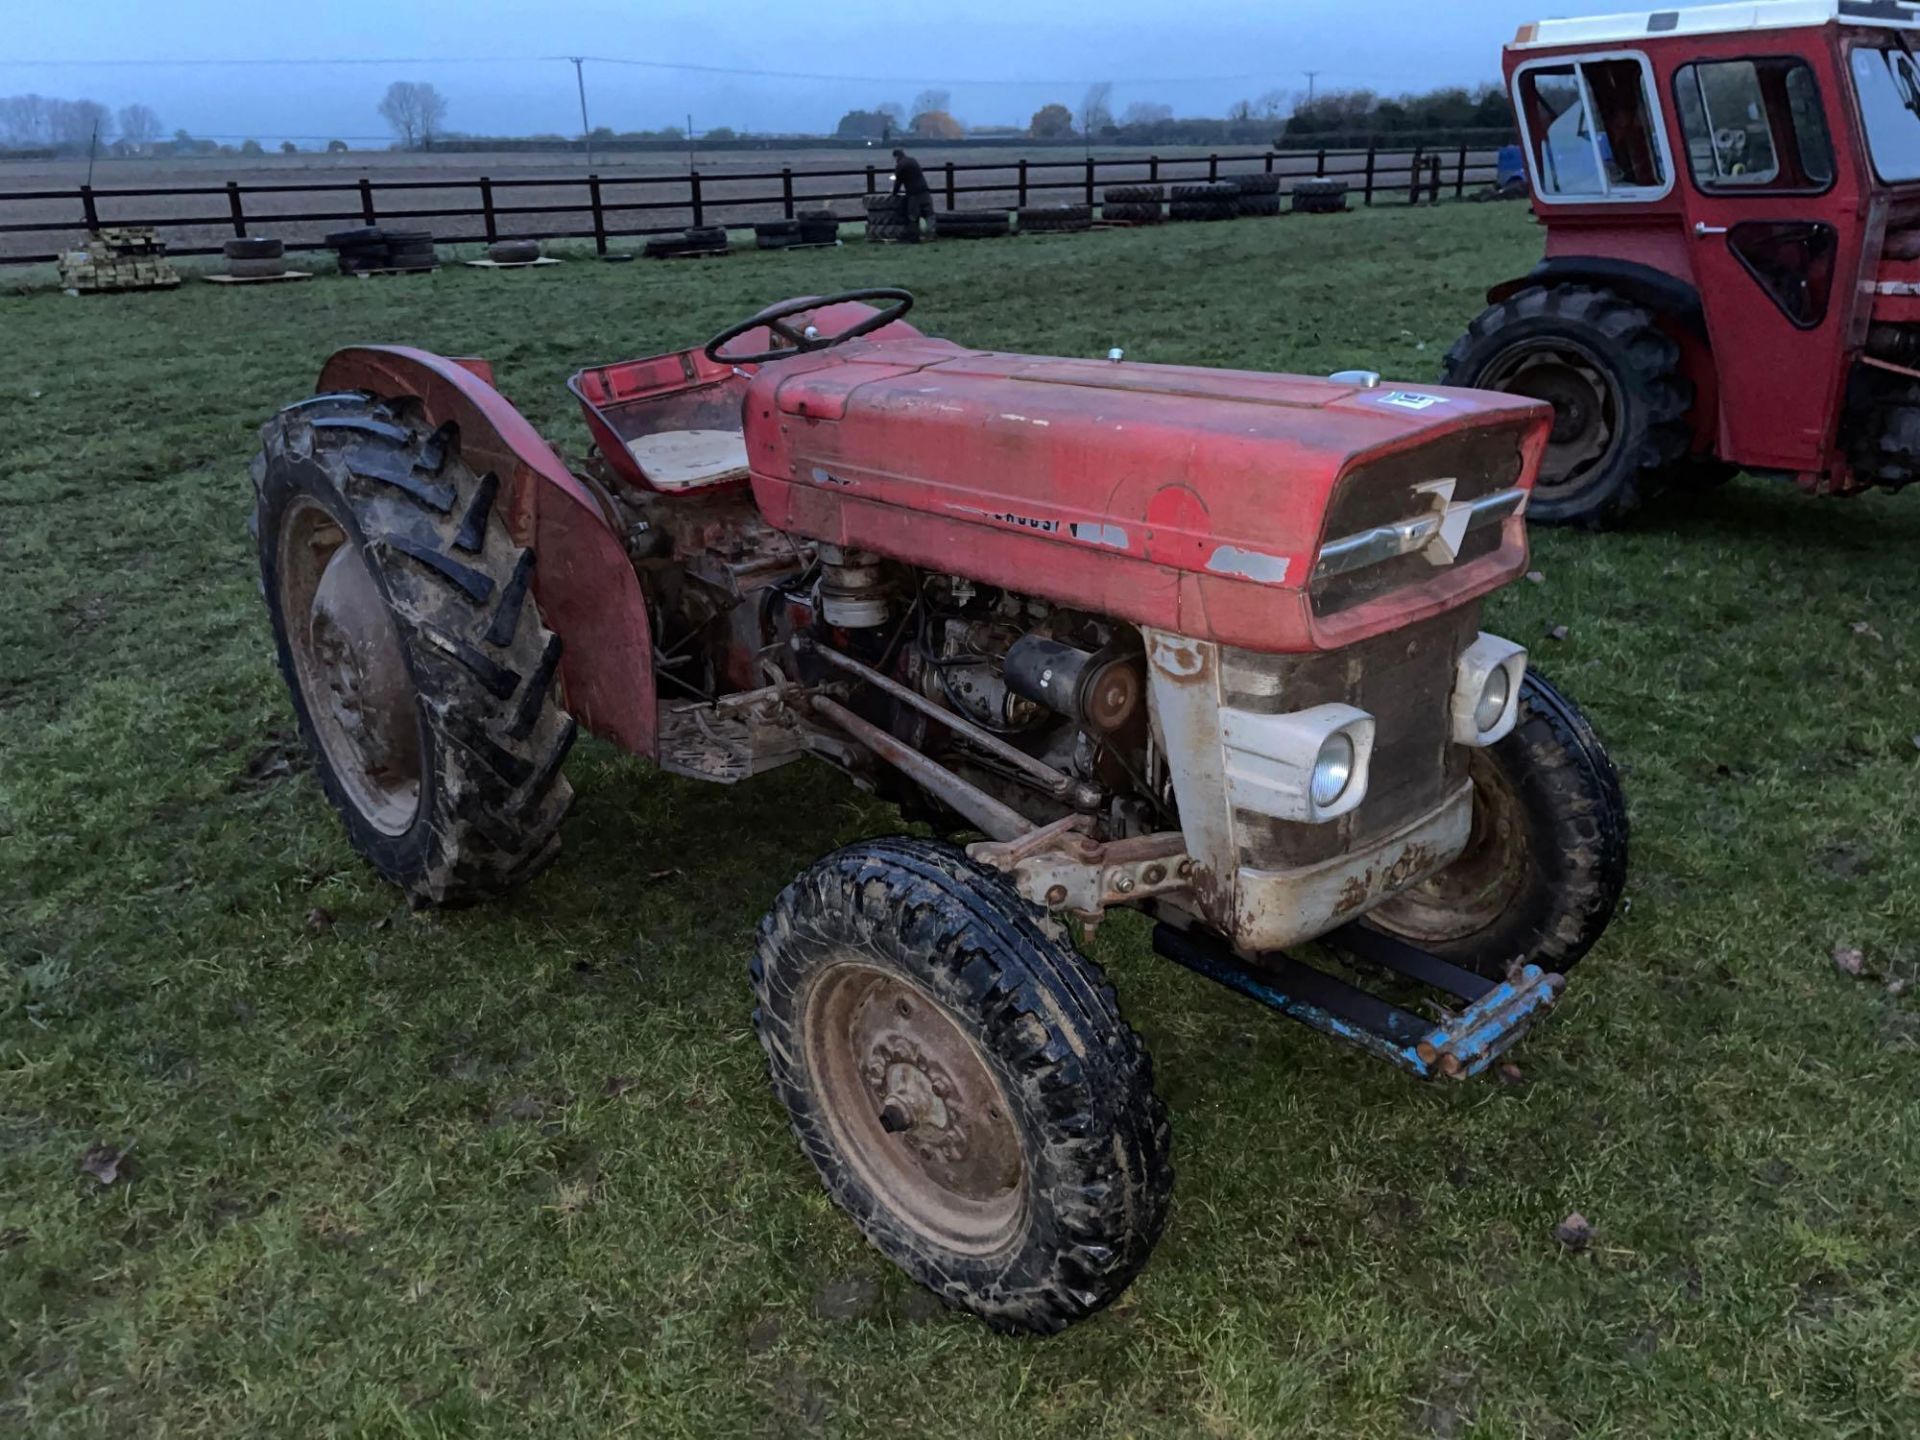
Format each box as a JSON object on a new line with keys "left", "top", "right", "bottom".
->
{"left": 3, "top": 207, "right": 1919, "bottom": 1438}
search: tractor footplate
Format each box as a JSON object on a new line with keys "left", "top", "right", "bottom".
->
{"left": 1152, "top": 923, "right": 1564, "bottom": 1080}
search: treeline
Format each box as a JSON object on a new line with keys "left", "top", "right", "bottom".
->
{"left": 0, "top": 94, "right": 171, "bottom": 154}
{"left": 1284, "top": 86, "right": 1515, "bottom": 140}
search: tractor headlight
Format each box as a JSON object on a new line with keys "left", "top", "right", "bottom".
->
{"left": 1220, "top": 704, "right": 1375, "bottom": 824}
{"left": 1451, "top": 633, "right": 1527, "bottom": 746}
{"left": 1311, "top": 732, "right": 1356, "bottom": 809}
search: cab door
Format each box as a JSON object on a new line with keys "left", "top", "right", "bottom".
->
{"left": 1669, "top": 48, "right": 1866, "bottom": 473}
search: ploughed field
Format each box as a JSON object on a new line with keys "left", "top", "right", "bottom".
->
{"left": 2, "top": 204, "right": 1917, "bottom": 1437}
{"left": 0, "top": 142, "right": 1490, "bottom": 261}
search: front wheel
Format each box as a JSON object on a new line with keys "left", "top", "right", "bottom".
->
{"left": 751, "top": 838, "right": 1172, "bottom": 1334}
{"left": 1364, "top": 672, "right": 1628, "bottom": 979}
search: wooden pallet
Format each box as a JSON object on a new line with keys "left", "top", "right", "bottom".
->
{"left": 647, "top": 247, "right": 731, "bottom": 261}
{"left": 346, "top": 265, "right": 440, "bottom": 278}
{"left": 463, "top": 257, "right": 563, "bottom": 270}
{"left": 203, "top": 271, "right": 313, "bottom": 285}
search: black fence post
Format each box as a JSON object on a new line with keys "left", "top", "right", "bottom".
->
{"left": 225, "top": 181, "right": 247, "bottom": 237}
{"left": 359, "top": 177, "right": 376, "bottom": 225}
{"left": 1018, "top": 158, "right": 1029, "bottom": 206}
{"left": 1264, "top": 151, "right": 1275, "bottom": 174}
{"left": 1363, "top": 145, "right": 1377, "bottom": 205}
{"left": 1149, "top": 154, "right": 1160, "bottom": 183}
{"left": 480, "top": 176, "right": 497, "bottom": 241}
{"left": 1431, "top": 154, "right": 1443, "bottom": 203}
{"left": 1409, "top": 147, "right": 1423, "bottom": 206}
{"left": 1084, "top": 156, "right": 1095, "bottom": 205}
{"left": 945, "top": 161, "right": 956, "bottom": 209}
{"left": 1316, "top": 148, "right": 1327, "bottom": 177}
{"left": 782, "top": 167, "right": 795, "bottom": 219}
{"left": 865, "top": 164, "right": 876, "bottom": 196}
{"left": 1207, "top": 152, "right": 1219, "bottom": 181}
{"left": 1456, "top": 141, "right": 1469, "bottom": 199}
{"left": 589, "top": 173, "right": 607, "bottom": 255}
{"left": 79, "top": 184, "right": 98, "bottom": 231}
{"left": 690, "top": 171, "right": 704, "bottom": 227}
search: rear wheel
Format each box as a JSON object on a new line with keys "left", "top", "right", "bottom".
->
{"left": 1444, "top": 285, "right": 1691, "bottom": 527}
{"left": 751, "top": 838, "right": 1172, "bottom": 1334}
{"left": 252, "top": 395, "right": 575, "bottom": 904}
{"left": 1364, "top": 672, "right": 1627, "bottom": 979}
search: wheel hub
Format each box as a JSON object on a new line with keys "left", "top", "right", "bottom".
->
{"left": 1482, "top": 344, "right": 1619, "bottom": 495}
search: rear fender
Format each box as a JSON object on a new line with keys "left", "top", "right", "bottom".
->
{"left": 317, "top": 345, "right": 656, "bottom": 758}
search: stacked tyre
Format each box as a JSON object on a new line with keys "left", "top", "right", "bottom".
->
{"left": 864, "top": 193, "right": 911, "bottom": 243}
{"left": 933, "top": 209, "right": 1011, "bottom": 240}
{"left": 644, "top": 226, "right": 729, "bottom": 258}
{"left": 1101, "top": 184, "right": 1163, "bottom": 224}
{"left": 324, "top": 226, "right": 437, "bottom": 274}
{"left": 1225, "top": 173, "right": 1282, "bottom": 217}
{"left": 224, "top": 236, "right": 285, "bottom": 279}
{"left": 1292, "top": 178, "right": 1351, "bottom": 215}
{"left": 486, "top": 238, "right": 542, "bottom": 264}
{"left": 755, "top": 219, "right": 802, "bottom": 251}
{"left": 797, "top": 208, "right": 840, "bottom": 246}
{"left": 1168, "top": 182, "right": 1238, "bottom": 222}
{"left": 1016, "top": 204, "right": 1092, "bottom": 235}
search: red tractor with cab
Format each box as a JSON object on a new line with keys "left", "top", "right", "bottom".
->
{"left": 251, "top": 290, "right": 1627, "bottom": 1332}
{"left": 1450, "top": 0, "right": 1920, "bottom": 525}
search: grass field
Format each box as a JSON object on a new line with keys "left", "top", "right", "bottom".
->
{"left": 3, "top": 205, "right": 1919, "bottom": 1438}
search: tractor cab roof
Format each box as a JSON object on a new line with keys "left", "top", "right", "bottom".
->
{"left": 1511, "top": 0, "right": 1920, "bottom": 50}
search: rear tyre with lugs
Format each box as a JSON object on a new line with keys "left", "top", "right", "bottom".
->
{"left": 1363, "top": 672, "right": 1627, "bottom": 980}
{"left": 751, "top": 837, "right": 1173, "bottom": 1334}
{"left": 251, "top": 394, "right": 575, "bottom": 905}
{"left": 1442, "top": 285, "right": 1691, "bottom": 527}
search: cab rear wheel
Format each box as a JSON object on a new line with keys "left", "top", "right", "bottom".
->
{"left": 1444, "top": 285, "right": 1691, "bottom": 528}
{"left": 751, "top": 838, "right": 1172, "bottom": 1334}
{"left": 1364, "top": 673, "right": 1628, "bottom": 979}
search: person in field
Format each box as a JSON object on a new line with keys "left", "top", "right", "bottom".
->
{"left": 891, "top": 148, "right": 935, "bottom": 241}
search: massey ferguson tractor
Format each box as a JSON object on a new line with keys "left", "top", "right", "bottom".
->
{"left": 1449, "top": 0, "right": 1920, "bottom": 526}
{"left": 250, "top": 290, "right": 1627, "bottom": 1333}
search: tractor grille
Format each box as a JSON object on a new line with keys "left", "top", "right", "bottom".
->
{"left": 1310, "top": 423, "right": 1529, "bottom": 617}
{"left": 1223, "top": 607, "right": 1478, "bottom": 869}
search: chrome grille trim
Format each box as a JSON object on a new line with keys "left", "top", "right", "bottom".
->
{"left": 1313, "top": 486, "right": 1527, "bottom": 581}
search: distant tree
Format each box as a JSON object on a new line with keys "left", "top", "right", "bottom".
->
{"left": 280, "top": 140, "right": 298, "bottom": 154}
{"left": 910, "top": 89, "right": 951, "bottom": 124}
{"left": 241, "top": 138, "right": 264, "bottom": 156}
{"left": 910, "top": 109, "right": 965, "bottom": 141}
{"left": 704, "top": 125, "right": 738, "bottom": 141}
{"left": 49, "top": 98, "right": 111, "bottom": 151}
{"left": 115, "top": 103, "right": 162, "bottom": 152}
{"left": 1226, "top": 98, "right": 1254, "bottom": 123}
{"left": 1254, "top": 88, "right": 1292, "bottom": 121}
{"left": 1120, "top": 100, "right": 1172, "bottom": 126}
{"left": 326, "top": 138, "right": 349, "bottom": 154}
{"left": 836, "top": 109, "right": 890, "bottom": 141}
{"left": 377, "top": 80, "right": 448, "bottom": 149}
{"left": 0, "top": 94, "right": 50, "bottom": 148}
{"left": 1078, "top": 82, "right": 1114, "bottom": 137}
{"left": 1029, "top": 103, "right": 1074, "bottom": 140}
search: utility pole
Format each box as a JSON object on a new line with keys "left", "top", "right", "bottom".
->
{"left": 569, "top": 57, "right": 592, "bottom": 166}
{"left": 1304, "top": 70, "right": 1321, "bottom": 106}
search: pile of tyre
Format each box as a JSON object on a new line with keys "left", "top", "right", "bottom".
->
{"left": 486, "top": 238, "right": 542, "bottom": 264}
{"left": 324, "top": 226, "right": 436, "bottom": 275}
{"left": 223, "top": 236, "right": 285, "bottom": 278}
{"left": 1291, "top": 178, "right": 1351, "bottom": 215}
{"left": 1101, "top": 184, "right": 1163, "bottom": 223}
{"left": 644, "top": 226, "right": 729, "bottom": 259}
{"left": 1225, "top": 173, "right": 1282, "bottom": 216}
{"left": 933, "top": 209, "right": 1011, "bottom": 240}
{"left": 863, "top": 193, "right": 912, "bottom": 242}
{"left": 1015, "top": 204, "right": 1092, "bottom": 235}
{"left": 756, "top": 209, "right": 840, "bottom": 250}
{"left": 1168, "top": 182, "right": 1239, "bottom": 222}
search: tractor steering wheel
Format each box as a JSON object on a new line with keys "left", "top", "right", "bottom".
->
{"left": 703, "top": 288, "right": 915, "bottom": 366}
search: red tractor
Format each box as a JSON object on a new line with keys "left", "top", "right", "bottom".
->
{"left": 251, "top": 290, "right": 1627, "bottom": 1332}
{"left": 1449, "top": 0, "right": 1920, "bottom": 525}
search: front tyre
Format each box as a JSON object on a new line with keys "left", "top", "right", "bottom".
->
{"left": 252, "top": 394, "right": 576, "bottom": 905}
{"left": 751, "top": 838, "right": 1172, "bottom": 1334}
{"left": 1364, "top": 673, "right": 1627, "bottom": 979}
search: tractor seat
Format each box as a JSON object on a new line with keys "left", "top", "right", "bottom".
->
{"left": 624, "top": 429, "right": 750, "bottom": 491}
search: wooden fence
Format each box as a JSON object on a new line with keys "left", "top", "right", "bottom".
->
{"left": 0, "top": 145, "right": 1504, "bottom": 265}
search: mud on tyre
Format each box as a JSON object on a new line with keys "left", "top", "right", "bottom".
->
{"left": 252, "top": 393, "right": 576, "bottom": 905}
{"left": 751, "top": 837, "right": 1172, "bottom": 1334}
{"left": 1364, "top": 671, "right": 1627, "bottom": 979}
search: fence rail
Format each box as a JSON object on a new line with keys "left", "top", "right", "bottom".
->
{"left": 0, "top": 146, "right": 1505, "bottom": 266}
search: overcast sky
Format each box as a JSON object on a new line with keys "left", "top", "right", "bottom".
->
{"left": 5, "top": 0, "right": 1550, "bottom": 142}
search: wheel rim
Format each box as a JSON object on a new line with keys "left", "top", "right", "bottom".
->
{"left": 277, "top": 496, "right": 423, "bottom": 836}
{"left": 1367, "top": 750, "right": 1531, "bottom": 946}
{"left": 1479, "top": 339, "right": 1621, "bottom": 499}
{"left": 802, "top": 962, "right": 1027, "bottom": 1256}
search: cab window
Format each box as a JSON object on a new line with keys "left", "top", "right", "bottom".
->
{"left": 1517, "top": 55, "right": 1670, "bottom": 201}
{"left": 1674, "top": 58, "right": 1834, "bottom": 192}
{"left": 1852, "top": 46, "right": 1920, "bottom": 183}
